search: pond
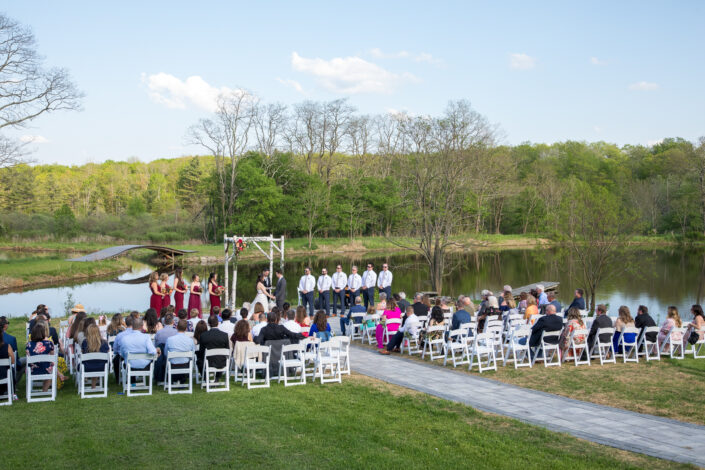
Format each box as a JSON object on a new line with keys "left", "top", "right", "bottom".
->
{"left": 1, "top": 247, "right": 704, "bottom": 323}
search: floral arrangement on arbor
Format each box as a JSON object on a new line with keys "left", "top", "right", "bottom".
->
{"left": 235, "top": 238, "right": 248, "bottom": 253}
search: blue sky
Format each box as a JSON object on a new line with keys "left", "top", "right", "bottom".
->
{"left": 4, "top": 0, "right": 705, "bottom": 165}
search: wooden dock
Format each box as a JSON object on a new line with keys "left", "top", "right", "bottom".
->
{"left": 511, "top": 281, "right": 559, "bottom": 298}
{"left": 66, "top": 245, "right": 195, "bottom": 262}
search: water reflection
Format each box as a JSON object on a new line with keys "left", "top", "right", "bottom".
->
{"left": 1, "top": 247, "right": 704, "bottom": 322}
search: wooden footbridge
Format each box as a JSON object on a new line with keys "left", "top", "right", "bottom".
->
{"left": 66, "top": 245, "right": 196, "bottom": 263}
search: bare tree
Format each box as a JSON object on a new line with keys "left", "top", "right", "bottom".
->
{"left": 188, "top": 90, "right": 257, "bottom": 231}
{"left": 374, "top": 113, "right": 405, "bottom": 177}
{"left": 0, "top": 15, "right": 82, "bottom": 168}
{"left": 286, "top": 101, "right": 322, "bottom": 175}
{"left": 253, "top": 101, "right": 288, "bottom": 179}
{"left": 346, "top": 114, "right": 372, "bottom": 158}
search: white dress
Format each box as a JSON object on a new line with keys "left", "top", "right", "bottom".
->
{"left": 250, "top": 286, "right": 270, "bottom": 314}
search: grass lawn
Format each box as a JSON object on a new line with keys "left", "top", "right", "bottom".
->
{"left": 357, "top": 342, "right": 705, "bottom": 426}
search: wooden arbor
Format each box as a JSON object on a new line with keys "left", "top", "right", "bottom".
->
{"left": 223, "top": 234, "right": 285, "bottom": 309}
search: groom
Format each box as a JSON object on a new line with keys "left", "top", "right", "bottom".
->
{"left": 262, "top": 268, "right": 272, "bottom": 294}
{"left": 274, "top": 269, "right": 286, "bottom": 310}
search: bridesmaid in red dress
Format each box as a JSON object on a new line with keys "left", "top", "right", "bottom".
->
{"left": 208, "top": 272, "right": 222, "bottom": 315}
{"left": 173, "top": 267, "right": 188, "bottom": 313}
{"left": 148, "top": 271, "right": 163, "bottom": 311}
{"left": 160, "top": 273, "right": 172, "bottom": 312}
{"left": 187, "top": 274, "right": 202, "bottom": 319}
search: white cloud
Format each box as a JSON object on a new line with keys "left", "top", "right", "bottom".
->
{"left": 628, "top": 81, "right": 659, "bottom": 91}
{"left": 370, "top": 48, "right": 443, "bottom": 65}
{"left": 291, "top": 52, "right": 416, "bottom": 94}
{"left": 20, "top": 135, "right": 49, "bottom": 143}
{"left": 590, "top": 56, "right": 607, "bottom": 66}
{"left": 142, "top": 72, "right": 241, "bottom": 112}
{"left": 509, "top": 53, "right": 536, "bottom": 70}
{"left": 647, "top": 139, "right": 663, "bottom": 147}
{"left": 276, "top": 77, "right": 305, "bottom": 94}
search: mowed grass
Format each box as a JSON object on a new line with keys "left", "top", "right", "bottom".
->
{"left": 0, "top": 255, "right": 133, "bottom": 289}
{"left": 2, "top": 320, "right": 695, "bottom": 469}
{"left": 357, "top": 342, "right": 705, "bottom": 425}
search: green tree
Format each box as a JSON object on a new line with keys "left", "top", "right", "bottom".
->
{"left": 54, "top": 204, "right": 78, "bottom": 238}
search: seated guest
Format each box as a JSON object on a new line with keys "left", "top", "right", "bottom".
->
{"left": 144, "top": 308, "right": 162, "bottom": 334}
{"left": 212, "top": 306, "right": 221, "bottom": 322}
{"left": 26, "top": 324, "right": 65, "bottom": 391}
{"left": 518, "top": 292, "right": 528, "bottom": 312}
{"left": 412, "top": 293, "right": 429, "bottom": 317}
{"left": 68, "top": 312, "right": 87, "bottom": 350}
{"left": 0, "top": 326, "right": 15, "bottom": 397}
{"left": 547, "top": 292, "right": 562, "bottom": 313}
{"left": 658, "top": 306, "right": 683, "bottom": 351}
{"left": 559, "top": 308, "right": 586, "bottom": 359}
{"left": 587, "top": 304, "right": 613, "bottom": 351}
{"left": 112, "top": 313, "right": 137, "bottom": 383}
{"left": 256, "top": 311, "right": 305, "bottom": 344}
{"left": 523, "top": 295, "right": 539, "bottom": 322}
{"left": 613, "top": 306, "right": 636, "bottom": 354}
{"left": 381, "top": 305, "right": 421, "bottom": 355}
{"left": 376, "top": 298, "right": 401, "bottom": 350}
{"left": 536, "top": 284, "right": 548, "bottom": 306}
{"left": 193, "top": 320, "right": 208, "bottom": 345}
{"left": 176, "top": 309, "right": 193, "bottom": 332}
{"left": 196, "top": 315, "right": 229, "bottom": 375}
{"left": 120, "top": 317, "right": 157, "bottom": 376}
{"left": 687, "top": 305, "right": 705, "bottom": 341}
{"left": 252, "top": 313, "right": 268, "bottom": 338}
{"left": 396, "top": 292, "right": 410, "bottom": 315}
{"left": 566, "top": 288, "right": 586, "bottom": 312}
{"left": 295, "top": 306, "right": 311, "bottom": 337}
{"left": 78, "top": 317, "right": 96, "bottom": 347}
{"left": 218, "top": 309, "right": 235, "bottom": 336}
{"left": 635, "top": 305, "right": 657, "bottom": 344}
{"left": 478, "top": 295, "right": 500, "bottom": 331}
{"left": 451, "top": 296, "right": 473, "bottom": 331}
{"left": 164, "top": 320, "right": 196, "bottom": 383}
{"left": 477, "top": 290, "right": 492, "bottom": 317}
{"left": 341, "top": 295, "right": 366, "bottom": 336}
{"left": 231, "top": 320, "right": 255, "bottom": 370}
{"left": 376, "top": 292, "right": 388, "bottom": 311}
{"left": 235, "top": 307, "right": 249, "bottom": 322}
{"left": 282, "top": 310, "right": 302, "bottom": 334}
{"left": 107, "top": 313, "right": 126, "bottom": 337}
{"left": 188, "top": 308, "right": 202, "bottom": 326}
{"left": 419, "top": 306, "right": 446, "bottom": 346}
{"left": 309, "top": 310, "right": 333, "bottom": 341}
{"left": 80, "top": 324, "right": 110, "bottom": 389}
{"left": 34, "top": 314, "right": 60, "bottom": 350}
{"left": 154, "top": 313, "right": 177, "bottom": 348}
{"left": 527, "top": 304, "right": 563, "bottom": 354}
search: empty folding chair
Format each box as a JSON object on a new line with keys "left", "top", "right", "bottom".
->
{"left": 165, "top": 351, "right": 194, "bottom": 394}
{"left": 278, "top": 343, "right": 306, "bottom": 386}
{"left": 302, "top": 337, "right": 321, "bottom": 378}
{"left": 531, "top": 331, "right": 561, "bottom": 367}
{"left": 123, "top": 353, "right": 155, "bottom": 397}
{"left": 0, "top": 358, "right": 13, "bottom": 405}
{"left": 348, "top": 312, "right": 366, "bottom": 341}
{"left": 486, "top": 323, "right": 505, "bottom": 363}
{"left": 568, "top": 328, "right": 591, "bottom": 366}
{"left": 78, "top": 352, "right": 110, "bottom": 399}
{"left": 618, "top": 327, "right": 639, "bottom": 363}
{"left": 693, "top": 327, "right": 705, "bottom": 359}
{"left": 443, "top": 329, "right": 469, "bottom": 367}
{"left": 468, "top": 332, "right": 496, "bottom": 373}
{"left": 590, "top": 328, "right": 616, "bottom": 365}
{"left": 202, "top": 348, "right": 230, "bottom": 392}
{"left": 421, "top": 325, "right": 446, "bottom": 361}
{"left": 660, "top": 327, "right": 686, "bottom": 360}
{"left": 316, "top": 342, "right": 342, "bottom": 384}
{"left": 331, "top": 336, "right": 351, "bottom": 375}
{"left": 638, "top": 327, "right": 661, "bottom": 361}
{"left": 26, "top": 353, "right": 58, "bottom": 402}
{"left": 244, "top": 344, "right": 271, "bottom": 389}
{"left": 503, "top": 326, "right": 532, "bottom": 369}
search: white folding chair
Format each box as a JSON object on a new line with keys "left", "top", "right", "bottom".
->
{"left": 302, "top": 337, "right": 321, "bottom": 378}
{"left": 421, "top": 325, "right": 446, "bottom": 361}
{"left": 316, "top": 342, "right": 342, "bottom": 384}
{"left": 244, "top": 345, "right": 271, "bottom": 389}
{"left": 362, "top": 314, "right": 380, "bottom": 345}
{"left": 123, "top": 353, "right": 155, "bottom": 396}
{"left": 443, "top": 329, "right": 469, "bottom": 367}
{"left": 503, "top": 326, "right": 532, "bottom": 369}
{"left": 692, "top": 327, "right": 705, "bottom": 359}
{"left": 568, "top": 328, "right": 590, "bottom": 366}
{"left": 486, "top": 322, "right": 505, "bottom": 363}
{"left": 660, "top": 327, "right": 686, "bottom": 359}
{"left": 401, "top": 331, "right": 420, "bottom": 355}
{"left": 638, "top": 326, "right": 661, "bottom": 361}
{"left": 26, "top": 353, "right": 58, "bottom": 402}
{"left": 165, "top": 351, "right": 194, "bottom": 394}
{"left": 78, "top": 352, "right": 110, "bottom": 399}
{"left": 331, "top": 336, "right": 351, "bottom": 375}
{"left": 618, "top": 327, "right": 639, "bottom": 363}
{"left": 202, "top": 348, "right": 230, "bottom": 392}
{"left": 278, "top": 343, "right": 306, "bottom": 386}
{"left": 531, "top": 330, "right": 561, "bottom": 367}
{"left": 590, "top": 328, "right": 616, "bottom": 365}
{"left": 348, "top": 312, "right": 366, "bottom": 341}
{"left": 468, "top": 332, "right": 496, "bottom": 373}
{"left": 0, "top": 358, "right": 13, "bottom": 405}
{"left": 417, "top": 315, "right": 428, "bottom": 329}
{"left": 383, "top": 318, "right": 402, "bottom": 345}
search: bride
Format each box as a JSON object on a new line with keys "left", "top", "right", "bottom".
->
{"left": 250, "top": 273, "right": 275, "bottom": 315}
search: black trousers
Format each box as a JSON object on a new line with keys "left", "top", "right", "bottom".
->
{"left": 386, "top": 331, "right": 405, "bottom": 351}
{"left": 332, "top": 289, "right": 346, "bottom": 314}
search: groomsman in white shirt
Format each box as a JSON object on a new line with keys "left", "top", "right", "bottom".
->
{"left": 361, "top": 263, "right": 377, "bottom": 308}
{"left": 377, "top": 263, "right": 393, "bottom": 301}
{"left": 347, "top": 265, "right": 362, "bottom": 307}
{"left": 331, "top": 264, "right": 347, "bottom": 316}
{"left": 298, "top": 267, "right": 316, "bottom": 316}
{"left": 317, "top": 268, "right": 332, "bottom": 316}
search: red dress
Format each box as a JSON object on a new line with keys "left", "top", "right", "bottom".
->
{"left": 209, "top": 280, "right": 221, "bottom": 315}
{"left": 162, "top": 283, "right": 172, "bottom": 311}
{"left": 188, "top": 285, "right": 202, "bottom": 319}
{"left": 174, "top": 279, "right": 185, "bottom": 312}
{"left": 149, "top": 282, "right": 162, "bottom": 311}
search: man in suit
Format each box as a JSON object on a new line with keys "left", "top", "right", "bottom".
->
{"left": 255, "top": 312, "right": 305, "bottom": 344}
{"left": 566, "top": 288, "right": 586, "bottom": 312}
{"left": 635, "top": 304, "right": 657, "bottom": 343}
{"left": 299, "top": 267, "right": 316, "bottom": 316}
{"left": 528, "top": 304, "right": 563, "bottom": 354}
{"left": 587, "top": 304, "right": 613, "bottom": 351}
{"left": 197, "top": 315, "right": 230, "bottom": 376}
{"left": 274, "top": 269, "right": 287, "bottom": 310}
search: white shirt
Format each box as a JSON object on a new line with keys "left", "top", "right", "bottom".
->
{"left": 317, "top": 274, "right": 332, "bottom": 292}
{"left": 400, "top": 313, "right": 420, "bottom": 337}
{"left": 298, "top": 274, "right": 315, "bottom": 293}
{"left": 347, "top": 273, "right": 362, "bottom": 290}
{"left": 332, "top": 271, "right": 347, "bottom": 290}
{"left": 377, "top": 269, "right": 393, "bottom": 289}
{"left": 362, "top": 270, "right": 377, "bottom": 289}
{"left": 218, "top": 321, "right": 235, "bottom": 336}
{"left": 252, "top": 321, "right": 268, "bottom": 337}
{"left": 282, "top": 320, "right": 302, "bottom": 334}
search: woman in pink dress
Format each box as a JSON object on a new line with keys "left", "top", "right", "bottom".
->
{"left": 148, "top": 271, "right": 163, "bottom": 311}
{"left": 173, "top": 267, "right": 188, "bottom": 313}
{"left": 160, "top": 273, "right": 171, "bottom": 313}
{"left": 187, "top": 274, "right": 202, "bottom": 319}
{"left": 208, "top": 272, "right": 222, "bottom": 315}
{"left": 376, "top": 298, "right": 402, "bottom": 350}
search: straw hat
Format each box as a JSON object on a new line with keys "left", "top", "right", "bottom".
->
{"left": 71, "top": 304, "right": 86, "bottom": 313}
